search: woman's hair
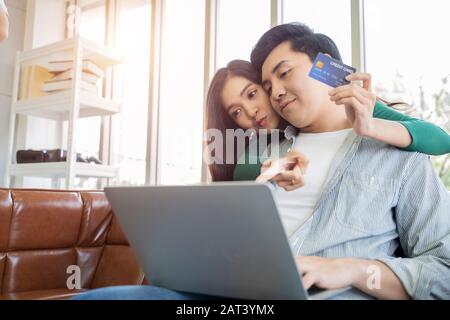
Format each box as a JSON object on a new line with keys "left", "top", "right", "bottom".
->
{"left": 205, "top": 60, "right": 262, "bottom": 182}
{"left": 377, "top": 97, "right": 408, "bottom": 108}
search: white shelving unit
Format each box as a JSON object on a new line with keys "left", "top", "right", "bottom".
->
{"left": 3, "top": 36, "right": 123, "bottom": 189}
{"left": 14, "top": 90, "right": 121, "bottom": 121}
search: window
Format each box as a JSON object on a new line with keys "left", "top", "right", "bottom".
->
{"left": 216, "top": 0, "right": 271, "bottom": 68}
{"left": 66, "top": 0, "right": 107, "bottom": 189}
{"left": 158, "top": 0, "right": 205, "bottom": 185}
{"left": 22, "top": 0, "right": 448, "bottom": 190}
{"left": 365, "top": 0, "right": 450, "bottom": 188}
{"left": 78, "top": 0, "right": 106, "bottom": 44}
{"left": 111, "top": 0, "right": 151, "bottom": 185}
{"left": 282, "top": 0, "right": 352, "bottom": 65}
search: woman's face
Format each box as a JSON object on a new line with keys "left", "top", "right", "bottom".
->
{"left": 220, "top": 76, "right": 280, "bottom": 131}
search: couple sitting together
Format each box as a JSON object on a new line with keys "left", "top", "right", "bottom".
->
{"left": 76, "top": 22, "right": 450, "bottom": 300}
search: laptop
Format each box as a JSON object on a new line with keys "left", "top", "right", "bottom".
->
{"left": 105, "top": 182, "right": 350, "bottom": 300}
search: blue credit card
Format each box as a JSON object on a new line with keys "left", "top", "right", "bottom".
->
{"left": 308, "top": 52, "right": 356, "bottom": 88}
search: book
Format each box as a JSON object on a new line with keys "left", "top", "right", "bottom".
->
{"left": 19, "top": 65, "right": 54, "bottom": 100}
{"left": 51, "top": 70, "right": 101, "bottom": 85}
{"left": 41, "top": 79, "right": 99, "bottom": 94}
{"left": 47, "top": 59, "right": 105, "bottom": 78}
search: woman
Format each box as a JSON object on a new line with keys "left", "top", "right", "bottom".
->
{"left": 204, "top": 59, "right": 450, "bottom": 184}
{"left": 0, "top": 0, "right": 8, "bottom": 42}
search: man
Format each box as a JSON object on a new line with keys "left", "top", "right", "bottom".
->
{"left": 251, "top": 22, "right": 450, "bottom": 299}
{"left": 0, "top": 0, "right": 8, "bottom": 42}
{"left": 74, "top": 23, "right": 449, "bottom": 301}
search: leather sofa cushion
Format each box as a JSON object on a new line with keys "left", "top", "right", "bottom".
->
{"left": 0, "top": 188, "right": 145, "bottom": 299}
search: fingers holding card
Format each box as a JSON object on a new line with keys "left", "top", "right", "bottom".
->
{"left": 256, "top": 150, "right": 309, "bottom": 190}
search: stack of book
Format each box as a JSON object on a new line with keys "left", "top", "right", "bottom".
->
{"left": 41, "top": 59, "right": 105, "bottom": 95}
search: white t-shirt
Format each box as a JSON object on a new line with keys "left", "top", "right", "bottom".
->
{"left": 273, "top": 128, "right": 353, "bottom": 237}
{"left": 0, "top": 0, "right": 7, "bottom": 14}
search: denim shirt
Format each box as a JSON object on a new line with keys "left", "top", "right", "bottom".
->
{"left": 269, "top": 126, "right": 450, "bottom": 300}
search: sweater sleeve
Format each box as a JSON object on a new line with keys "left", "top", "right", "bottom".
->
{"left": 233, "top": 139, "right": 264, "bottom": 181}
{"left": 373, "top": 101, "right": 450, "bottom": 155}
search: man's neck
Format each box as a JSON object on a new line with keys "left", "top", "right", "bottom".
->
{"left": 299, "top": 103, "right": 352, "bottom": 133}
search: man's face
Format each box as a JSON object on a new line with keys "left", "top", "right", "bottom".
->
{"left": 261, "top": 41, "right": 331, "bottom": 130}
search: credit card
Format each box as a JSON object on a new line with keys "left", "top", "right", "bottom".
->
{"left": 308, "top": 52, "right": 356, "bottom": 88}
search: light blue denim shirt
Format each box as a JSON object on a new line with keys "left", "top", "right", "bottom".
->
{"left": 269, "top": 127, "right": 450, "bottom": 300}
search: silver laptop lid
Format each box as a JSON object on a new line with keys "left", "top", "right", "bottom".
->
{"left": 105, "top": 182, "right": 307, "bottom": 299}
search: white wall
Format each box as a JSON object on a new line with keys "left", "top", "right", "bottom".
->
{"left": 24, "top": 0, "right": 66, "bottom": 49}
{"left": 0, "top": 0, "right": 27, "bottom": 183}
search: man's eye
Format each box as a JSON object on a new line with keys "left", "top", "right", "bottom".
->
{"left": 280, "top": 69, "right": 290, "bottom": 79}
{"left": 248, "top": 90, "right": 257, "bottom": 99}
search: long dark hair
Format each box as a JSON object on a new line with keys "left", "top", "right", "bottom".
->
{"left": 205, "top": 60, "right": 263, "bottom": 182}
{"left": 377, "top": 97, "right": 410, "bottom": 109}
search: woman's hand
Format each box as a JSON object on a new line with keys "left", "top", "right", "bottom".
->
{"left": 329, "top": 72, "right": 377, "bottom": 137}
{"left": 257, "top": 150, "right": 309, "bottom": 191}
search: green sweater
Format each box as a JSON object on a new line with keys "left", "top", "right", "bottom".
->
{"left": 234, "top": 101, "right": 450, "bottom": 181}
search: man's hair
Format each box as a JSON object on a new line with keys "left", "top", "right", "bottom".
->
{"left": 250, "top": 22, "right": 343, "bottom": 75}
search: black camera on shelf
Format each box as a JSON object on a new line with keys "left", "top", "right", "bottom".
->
{"left": 16, "top": 149, "right": 102, "bottom": 164}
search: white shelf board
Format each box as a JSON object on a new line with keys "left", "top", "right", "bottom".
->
{"left": 18, "top": 37, "right": 123, "bottom": 69}
{"left": 80, "top": 38, "right": 123, "bottom": 69}
{"left": 9, "top": 162, "right": 118, "bottom": 178}
{"left": 14, "top": 91, "right": 121, "bottom": 120}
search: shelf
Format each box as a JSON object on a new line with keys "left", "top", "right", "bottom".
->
{"left": 18, "top": 37, "right": 123, "bottom": 69}
{"left": 9, "top": 162, "right": 118, "bottom": 179}
{"left": 4, "top": 36, "right": 122, "bottom": 189}
{"left": 14, "top": 91, "right": 121, "bottom": 120}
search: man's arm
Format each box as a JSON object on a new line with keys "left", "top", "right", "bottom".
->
{"left": 351, "top": 259, "right": 410, "bottom": 299}
{"left": 297, "top": 153, "right": 450, "bottom": 299}
{"left": 374, "top": 153, "right": 450, "bottom": 299}
{"left": 0, "top": 10, "right": 8, "bottom": 42}
{"left": 296, "top": 256, "right": 410, "bottom": 299}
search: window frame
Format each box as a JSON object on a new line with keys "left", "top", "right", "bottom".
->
{"left": 64, "top": 0, "right": 367, "bottom": 186}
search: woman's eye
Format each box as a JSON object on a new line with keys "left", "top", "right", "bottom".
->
{"left": 231, "top": 109, "right": 241, "bottom": 118}
{"left": 248, "top": 90, "right": 257, "bottom": 99}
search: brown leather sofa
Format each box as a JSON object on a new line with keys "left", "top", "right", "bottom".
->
{"left": 0, "top": 188, "right": 145, "bottom": 300}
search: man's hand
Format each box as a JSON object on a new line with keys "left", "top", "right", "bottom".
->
{"left": 296, "top": 256, "right": 357, "bottom": 290}
{"left": 328, "top": 72, "right": 377, "bottom": 137}
{"left": 256, "top": 150, "right": 309, "bottom": 191}
{"left": 296, "top": 256, "right": 411, "bottom": 299}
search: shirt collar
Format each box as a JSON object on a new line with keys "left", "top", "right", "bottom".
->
{"left": 284, "top": 125, "right": 298, "bottom": 141}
